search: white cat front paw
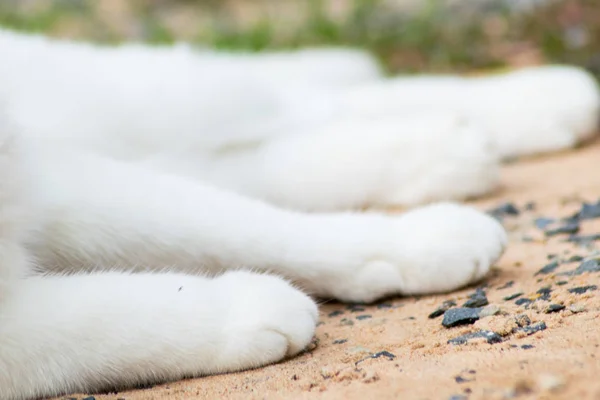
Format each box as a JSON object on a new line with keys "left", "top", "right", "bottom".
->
{"left": 311, "top": 203, "right": 507, "bottom": 303}
{"left": 214, "top": 272, "right": 318, "bottom": 372}
{"left": 387, "top": 203, "right": 507, "bottom": 295}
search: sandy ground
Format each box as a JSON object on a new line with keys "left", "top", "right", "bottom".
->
{"left": 62, "top": 141, "right": 600, "bottom": 400}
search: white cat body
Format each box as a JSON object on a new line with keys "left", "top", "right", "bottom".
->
{"left": 0, "top": 29, "right": 597, "bottom": 399}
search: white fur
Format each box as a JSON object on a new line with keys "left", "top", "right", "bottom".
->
{"left": 1, "top": 110, "right": 507, "bottom": 399}
{"left": 0, "top": 29, "right": 597, "bottom": 212}
{"left": 156, "top": 113, "right": 499, "bottom": 211}
{"left": 0, "top": 27, "right": 595, "bottom": 399}
{"left": 23, "top": 139, "right": 505, "bottom": 302}
{"left": 0, "top": 271, "right": 318, "bottom": 400}
{"left": 342, "top": 67, "right": 600, "bottom": 159}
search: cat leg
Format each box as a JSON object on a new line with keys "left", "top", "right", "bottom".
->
{"left": 0, "top": 271, "right": 317, "bottom": 400}
{"left": 28, "top": 143, "right": 506, "bottom": 303}
{"left": 147, "top": 112, "right": 500, "bottom": 211}
{"left": 340, "top": 65, "right": 600, "bottom": 159}
{"left": 0, "top": 114, "right": 31, "bottom": 303}
{"left": 0, "top": 122, "right": 317, "bottom": 400}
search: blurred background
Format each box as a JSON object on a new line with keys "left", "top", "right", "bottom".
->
{"left": 0, "top": 0, "right": 598, "bottom": 78}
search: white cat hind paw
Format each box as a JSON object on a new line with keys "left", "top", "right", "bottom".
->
{"left": 374, "top": 113, "right": 501, "bottom": 207}
{"left": 471, "top": 66, "right": 600, "bottom": 158}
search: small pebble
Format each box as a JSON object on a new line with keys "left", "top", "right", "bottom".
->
{"left": 567, "top": 234, "right": 600, "bottom": 244}
{"left": 488, "top": 202, "right": 520, "bottom": 219}
{"left": 346, "top": 305, "right": 366, "bottom": 312}
{"left": 568, "top": 303, "right": 586, "bottom": 313}
{"left": 479, "top": 304, "right": 501, "bottom": 318}
{"left": 454, "top": 375, "right": 473, "bottom": 383}
{"left": 560, "top": 259, "right": 600, "bottom": 276}
{"left": 566, "top": 200, "right": 600, "bottom": 221}
{"left": 462, "top": 289, "right": 489, "bottom": 308}
{"left": 504, "top": 292, "right": 524, "bottom": 301}
{"left": 544, "top": 304, "right": 565, "bottom": 313}
{"left": 566, "top": 255, "right": 584, "bottom": 263}
{"left": 535, "top": 261, "right": 559, "bottom": 275}
{"left": 568, "top": 285, "right": 597, "bottom": 294}
{"left": 370, "top": 351, "right": 396, "bottom": 360}
{"left": 534, "top": 217, "right": 555, "bottom": 229}
{"left": 521, "top": 344, "right": 535, "bottom": 349}
{"left": 497, "top": 280, "right": 515, "bottom": 289}
{"left": 545, "top": 221, "right": 580, "bottom": 236}
{"left": 448, "top": 330, "right": 503, "bottom": 345}
{"left": 518, "top": 321, "right": 547, "bottom": 335}
{"left": 536, "top": 287, "right": 553, "bottom": 301}
{"left": 332, "top": 339, "right": 348, "bottom": 344}
{"left": 442, "top": 307, "right": 483, "bottom": 328}
{"left": 328, "top": 310, "right": 344, "bottom": 317}
{"left": 356, "top": 315, "right": 372, "bottom": 320}
{"left": 515, "top": 298, "right": 533, "bottom": 307}
{"left": 428, "top": 300, "right": 457, "bottom": 319}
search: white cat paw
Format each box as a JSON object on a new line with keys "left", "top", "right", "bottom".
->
{"left": 341, "top": 65, "right": 598, "bottom": 160}
{"left": 374, "top": 113, "right": 501, "bottom": 207}
{"left": 255, "top": 112, "right": 500, "bottom": 211}
{"left": 469, "top": 66, "right": 600, "bottom": 159}
{"left": 214, "top": 272, "right": 318, "bottom": 371}
{"left": 311, "top": 203, "right": 507, "bottom": 303}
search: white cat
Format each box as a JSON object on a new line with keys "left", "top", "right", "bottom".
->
{"left": 0, "top": 29, "right": 597, "bottom": 400}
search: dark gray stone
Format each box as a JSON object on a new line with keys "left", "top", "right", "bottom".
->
{"left": 488, "top": 202, "right": 520, "bottom": 219}
{"left": 518, "top": 322, "right": 547, "bottom": 335}
{"left": 565, "top": 200, "right": 600, "bottom": 222}
{"left": 536, "top": 286, "right": 553, "bottom": 301}
{"left": 566, "top": 234, "right": 600, "bottom": 244}
{"left": 568, "top": 285, "right": 598, "bottom": 294}
{"left": 462, "top": 289, "right": 489, "bottom": 308}
{"left": 544, "top": 304, "right": 565, "bottom": 313}
{"left": 560, "top": 259, "right": 600, "bottom": 276}
{"left": 428, "top": 300, "right": 457, "bottom": 319}
{"left": 371, "top": 351, "right": 396, "bottom": 360}
{"left": 535, "top": 261, "right": 560, "bottom": 275}
{"left": 515, "top": 298, "right": 533, "bottom": 307}
{"left": 545, "top": 221, "right": 580, "bottom": 236}
{"left": 442, "top": 307, "right": 483, "bottom": 328}
{"left": 503, "top": 292, "right": 524, "bottom": 301}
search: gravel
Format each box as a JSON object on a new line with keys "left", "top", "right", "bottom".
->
{"left": 442, "top": 307, "right": 483, "bottom": 327}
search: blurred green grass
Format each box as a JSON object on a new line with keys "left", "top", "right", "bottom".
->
{"left": 0, "top": 0, "right": 598, "bottom": 77}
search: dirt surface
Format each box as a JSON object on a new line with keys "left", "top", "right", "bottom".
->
{"left": 64, "top": 141, "right": 600, "bottom": 400}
